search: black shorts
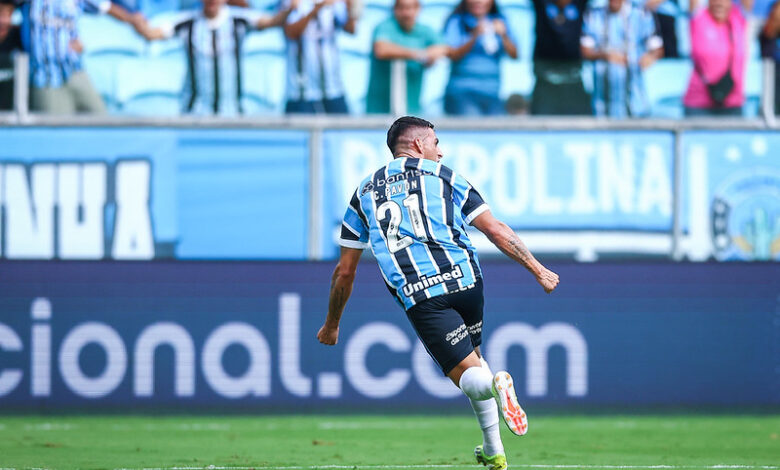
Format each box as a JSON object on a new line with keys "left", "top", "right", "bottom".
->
{"left": 405, "top": 279, "right": 484, "bottom": 375}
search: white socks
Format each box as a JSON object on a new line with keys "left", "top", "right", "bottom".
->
{"left": 458, "top": 366, "right": 493, "bottom": 401}
{"left": 470, "top": 397, "right": 504, "bottom": 456}
{"left": 458, "top": 361, "right": 505, "bottom": 456}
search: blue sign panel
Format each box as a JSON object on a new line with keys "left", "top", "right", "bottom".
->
{"left": 0, "top": 128, "right": 310, "bottom": 260}
{"left": 320, "top": 130, "right": 675, "bottom": 259}
{"left": 1, "top": 261, "right": 776, "bottom": 411}
{"left": 680, "top": 131, "right": 780, "bottom": 262}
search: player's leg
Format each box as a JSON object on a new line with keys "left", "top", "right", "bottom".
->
{"left": 443, "top": 285, "right": 506, "bottom": 466}
{"left": 457, "top": 346, "right": 506, "bottom": 464}
{"left": 450, "top": 281, "right": 528, "bottom": 437}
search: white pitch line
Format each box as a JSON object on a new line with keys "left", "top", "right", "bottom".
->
{"left": 5, "top": 466, "right": 778, "bottom": 470}
{"left": 104, "top": 465, "right": 780, "bottom": 470}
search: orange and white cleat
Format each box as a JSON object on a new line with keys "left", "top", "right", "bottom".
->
{"left": 492, "top": 371, "right": 528, "bottom": 436}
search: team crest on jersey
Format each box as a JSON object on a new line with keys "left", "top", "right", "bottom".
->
{"left": 361, "top": 181, "right": 375, "bottom": 196}
{"left": 710, "top": 169, "right": 780, "bottom": 261}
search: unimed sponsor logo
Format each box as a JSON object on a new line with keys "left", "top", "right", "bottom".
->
{"left": 0, "top": 296, "right": 588, "bottom": 402}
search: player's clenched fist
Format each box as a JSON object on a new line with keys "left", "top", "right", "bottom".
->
{"left": 536, "top": 268, "right": 560, "bottom": 294}
{"left": 317, "top": 324, "right": 339, "bottom": 345}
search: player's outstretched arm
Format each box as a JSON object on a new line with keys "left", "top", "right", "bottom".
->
{"left": 318, "top": 246, "right": 363, "bottom": 345}
{"left": 472, "top": 210, "right": 559, "bottom": 293}
{"left": 256, "top": 0, "right": 297, "bottom": 30}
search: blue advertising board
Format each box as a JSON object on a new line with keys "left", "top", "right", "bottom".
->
{"left": 680, "top": 131, "right": 780, "bottom": 262}
{"left": 1, "top": 261, "right": 777, "bottom": 411}
{"left": 3, "top": 126, "right": 778, "bottom": 262}
{"left": 0, "top": 128, "right": 310, "bottom": 260}
{"left": 320, "top": 130, "right": 675, "bottom": 259}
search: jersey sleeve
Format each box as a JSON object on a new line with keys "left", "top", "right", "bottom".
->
{"left": 443, "top": 15, "right": 464, "bottom": 48}
{"left": 81, "top": 0, "right": 112, "bottom": 14}
{"left": 451, "top": 171, "right": 489, "bottom": 225}
{"left": 284, "top": 0, "right": 308, "bottom": 25}
{"left": 332, "top": 0, "right": 349, "bottom": 29}
{"left": 372, "top": 19, "right": 394, "bottom": 43}
{"left": 231, "top": 7, "right": 268, "bottom": 30}
{"left": 339, "top": 190, "right": 370, "bottom": 249}
{"left": 641, "top": 10, "right": 662, "bottom": 51}
{"left": 150, "top": 10, "right": 197, "bottom": 39}
{"left": 580, "top": 9, "right": 599, "bottom": 50}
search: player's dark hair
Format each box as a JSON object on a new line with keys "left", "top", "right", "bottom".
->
{"left": 386, "top": 116, "right": 434, "bottom": 155}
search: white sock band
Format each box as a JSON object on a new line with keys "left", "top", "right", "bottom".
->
{"left": 458, "top": 366, "right": 494, "bottom": 401}
{"left": 469, "top": 397, "right": 503, "bottom": 456}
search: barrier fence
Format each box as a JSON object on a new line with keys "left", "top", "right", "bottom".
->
{"left": 0, "top": 121, "right": 778, "bottom": 262}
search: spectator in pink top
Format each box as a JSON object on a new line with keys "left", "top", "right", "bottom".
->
{"left": 683, "top": 0, "right": 753, "bottom": 116}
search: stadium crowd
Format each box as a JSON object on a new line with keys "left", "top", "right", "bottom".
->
{"left": 0, "top": 0, "right": 778, "bottom": 117}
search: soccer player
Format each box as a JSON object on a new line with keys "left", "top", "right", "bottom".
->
{"left": 317, "top": 116, "right": 560, "bottom": 470}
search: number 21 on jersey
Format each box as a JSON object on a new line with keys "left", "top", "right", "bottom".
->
{"left": 377, "top": 194, "right": 428, "bottom": 253}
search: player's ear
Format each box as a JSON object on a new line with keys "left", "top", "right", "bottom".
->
{"left": 412, "top": 137, "right": 424, "bottom": 154}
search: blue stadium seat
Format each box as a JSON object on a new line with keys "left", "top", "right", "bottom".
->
{"left": 78, "top": 15, "right": 146, "bottom": 56}
{"left": 339, "top": 5, "right": 389, "bottom": 55}
{"left": 121, "top": 94, "right": 182, "bottom": 115}
{"left": 417, "top": 2, "right": 452, "bottom": 32}
{"left": 113, "top": 56, "right": 186, "bottom": 115}
{"left": 137, "top": 0, "right": 182, "bottom": 17}
{"left": 502, "top": 5, "right": 534, "bottom": 62}
{"left": 249, "top": 0, "right": 282, "bottom": 11}
{"left": 241, "top": 51, "right": 286, "bottom": 115}
{"left": 499, "top": 58, "right": 534, "bottom": 99}
{"left": 419, "top": 58, "right": 450, "bottom": 116}
{"left": 244, "top": 28, "right": 286, "bottom": 55}
{"left": 340, "top": 51, "right": 371, "bottom": 114}
{"left": 499, "top": 0, "right": 532, "bottom": 7}
{"left": 644, "top": 58, "right": 692, "bottom": 119}
{"left": 365, "top": 0, "right": 394, "bottom": 9}
{"left": 81, "top": 54, "right": 126, "bottom": 111}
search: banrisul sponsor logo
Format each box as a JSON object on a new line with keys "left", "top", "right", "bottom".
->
{"left": 402, "top": 265, "right": 463, "bottom": 297}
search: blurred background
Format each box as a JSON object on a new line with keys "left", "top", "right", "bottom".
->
{"left": 0, "top": 0, "right": 778, "bottom": 415}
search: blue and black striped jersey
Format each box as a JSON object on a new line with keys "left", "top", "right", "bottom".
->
{"left": 339, "top": 157, "right": 489, "bottom": 310}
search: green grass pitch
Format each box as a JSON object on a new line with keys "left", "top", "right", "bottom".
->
{"left": 0, "top": 415, "right": 778, "bottom": 470}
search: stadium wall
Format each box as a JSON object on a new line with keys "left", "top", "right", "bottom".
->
{"left": 1, "top": 122, "right": 778, "bottom": 412}
{"left": 0, "top": 260, "right": 778, "bottom": 412}
{"left": 1, "top": 124, "right": 778, "bottom": 263}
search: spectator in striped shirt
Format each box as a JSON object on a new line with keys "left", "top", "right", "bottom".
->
{"left": 19, "top": 0, "right": 146, "bottom": 114}
{"left": 0, "top": 0, "right": 22, "bottom": 111}
{"left": 138, "top": 0, "right": 295, "bottom": 116}
{"left": 283, "top": 0, "right": 357, "bottom": 114}
{"left": 580, "top": 0, "right": 663, "bottom": 118}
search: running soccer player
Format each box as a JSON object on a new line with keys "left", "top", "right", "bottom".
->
{"left": 317, "top": 116, "right": 559, "bottom": 470}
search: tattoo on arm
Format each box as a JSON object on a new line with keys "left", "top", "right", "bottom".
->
{"left": 508, "top": 236, "right": 531, "bottom": 262}
{"left": 331, "top": 286, "right": 347, "bottom": 309}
